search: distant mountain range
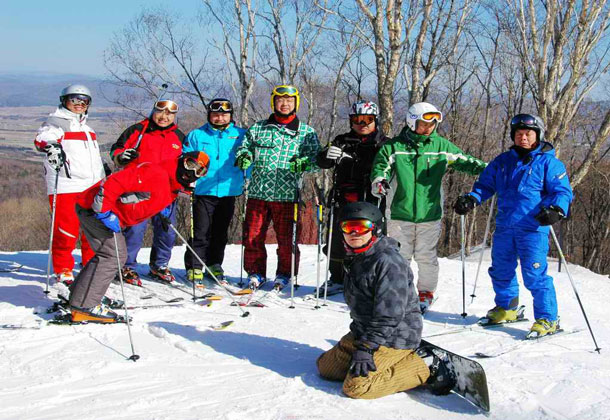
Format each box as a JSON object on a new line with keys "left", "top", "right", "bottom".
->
{"left": 0, "top": 73, "right": 116, "bottom": 107}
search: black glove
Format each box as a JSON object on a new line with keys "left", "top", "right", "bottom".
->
{"left": 159, "top": 214, "right": 172, "bottom": 233}
{"left": 117, "top": 148, "right": 139, "bottom": 165}
{"left": 350, "top": 341, "right": 379, "bottom": 377}
{"left": 45, "top": 143, "right": 66, "bottom": 170}
{"left": 453, "top": 194, "right": 477, "bottom": 215}
{"left": 535, "top": 205, "right": 565, "bottom": 226}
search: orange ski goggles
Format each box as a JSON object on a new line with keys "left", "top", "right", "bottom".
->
{"left": 340, "top": 219, "right": 375, "bottom": 235}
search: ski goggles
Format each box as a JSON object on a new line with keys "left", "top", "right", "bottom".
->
{"left": 67, "top": 94, "right": 91, "bottom": 106}
{"left": 511, "top": 114, "right": 538, "bottom": 127}
{"left": 208, "top": 100, "right": 233, "bottom": 112}
{"left": 349, "top": 114, "right": 376, "bottom": 126}
{"left": 340, "top": 219, "right": 375, "bottom": 235}
{"left": 184, "top": 156, "right": 208, "bottom": 177}
{"left": 154, "top": 100, "right": 179, "bottom": 113}
{"left": 420, "top": 112, "right": 443, "bottom": 123}
{"left": 273, "top": 85, "right": 299, "bottom": 96}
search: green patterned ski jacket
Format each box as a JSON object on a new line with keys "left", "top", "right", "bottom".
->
{"left": 371, "top": 127, "right": 486, "bottom": 223}
{"left": 236, "top": 115, "right": 320, "bottom": 202}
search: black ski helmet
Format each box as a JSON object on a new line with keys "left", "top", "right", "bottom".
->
{"left": 207, "top": 98, "right": 233, "bottom": 122}
{"left": 338, "top": 201, "right": 384, "bottom": 236}
{"left": 510, "top": 113, "right": 545, "bottom": 143}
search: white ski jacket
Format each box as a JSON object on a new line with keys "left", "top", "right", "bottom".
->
{"left": 34, "top": 107, "right": 105, "bottom": 195}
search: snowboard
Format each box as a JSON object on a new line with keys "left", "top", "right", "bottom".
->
{"left": 418, "top": 339, "right": 490, "bottom": 412}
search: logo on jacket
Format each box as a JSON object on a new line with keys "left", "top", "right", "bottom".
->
{"left": 172, "top": 144, "right": 180, "bottom": 149}
{"left": 532, "top": 262, "right": 541, "bottom": 269}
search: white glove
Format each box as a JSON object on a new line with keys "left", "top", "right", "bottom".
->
{"left": 326, "top": 145, "right": 343, "bottom": 160}
{"left": 371, "top": 179, "right": 390, "bottom": 198}
{"left": 45, "top": 144, "right": 65, "bottom": 170}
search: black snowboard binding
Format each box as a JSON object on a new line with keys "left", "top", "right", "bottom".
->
{"left": 418, "top": 347, "right": 457, "bottom": 395}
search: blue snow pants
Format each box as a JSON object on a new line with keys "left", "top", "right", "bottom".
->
{"left": 489, "top": 226, "right": 557, "bottom": 321}
{"left": 124, "top": 202, "right": 177, "bottom": 270}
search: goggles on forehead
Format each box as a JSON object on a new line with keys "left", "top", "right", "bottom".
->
{"left": 273, "top": 86, "right": 298, "bottom": 95}
{"left": 350, "top": 114, "right": 376, "bottom": 126}
{"left": 208, "top": 100, "right": 232, "bottom": 112}
{"left": 340, "top": 219, "right": 375, "bottom": 235}
{"left": 184, "top": 157, "right": 208, "bottom": 177}
{"left": 420, "top": 112, "right": 442, "bottom": 123}
{"left": 67, "top": 94, "right": 91, "bottom": 106}
{"left": 511, "top": 114, "right": 537, "bottom": 127}
{"left": 154, "top": 100, "right": 179, "bottom": 113}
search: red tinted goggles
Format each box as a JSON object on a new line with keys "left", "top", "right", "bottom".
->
{"left": 340, "top": 219, "right": 375, "bottom": 235}
{"left": 184, "top": 157, "right": 208, "bottom": 177}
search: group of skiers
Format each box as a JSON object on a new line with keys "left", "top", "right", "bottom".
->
{"left": 35, "top": 82, "right": 573, "bottom": 400}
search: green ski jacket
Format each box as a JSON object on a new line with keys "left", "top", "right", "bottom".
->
{"left": 371, "top": 127, "right": 486, "bottom": 223}
{"left": 236, "top": 115, "right": 320, "bottom": 202}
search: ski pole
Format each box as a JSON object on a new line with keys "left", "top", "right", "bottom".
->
{"left": 470, "top": 195, "right": 496, "bottom": 304}
{"left": 166, "top": 222, "right": 250, "bottom": 317}
{"left": 460, "top": 214, "right": 467, "bottom": 318}
{"left": 239, "top": 170, "right": 249, "bottom": 287}
{"left": 113, "top": 233, "right": 140, "bottom": 362}
{"left": 188, "top": 194, "right": 196, "bottom": 299}
{"left": 134, "top": 83, "right": 169, "bottom": 150}
{"left": 44, "top": 169, "right": 60, "bottom": 295}
{"left": 549, "top": 226, "right": 601, "bottom": 353}
{"left": 289, "top": 176, "right": 304, "bottom": 309}
{"left": 311, "top": 178, "right": 324, "bottom": 309}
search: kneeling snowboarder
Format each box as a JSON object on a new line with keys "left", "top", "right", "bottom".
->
{"left": 316, "top": 201, "right": 431, "bottom": 399}
{"left": 67, "top": 151, "right": 210, "bottom": 323}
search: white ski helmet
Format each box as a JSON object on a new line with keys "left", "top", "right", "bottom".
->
{"left": 350, "top": 100, "right": 378, "bottom": 116}
{"left": 60, "top": 84, "right": 92, "bottom": 104}
{"left": 406, "top": 102, "right": 443, "bottom": 132}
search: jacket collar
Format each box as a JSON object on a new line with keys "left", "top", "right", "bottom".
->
{"left": 265, "top": 114, "right": 300, "bottom": 131}
{"left": 400, "top": 126, "right": 440, "bottom": 146}
{"left": 52, "top": 106, "right": 88, "bottom": 124}
{"left": 203, "top": 122, "right": 234, "bottom": 135}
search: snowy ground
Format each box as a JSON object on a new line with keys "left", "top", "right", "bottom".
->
{"left": 1, "top": 244, "right": 609, "bottom": 420}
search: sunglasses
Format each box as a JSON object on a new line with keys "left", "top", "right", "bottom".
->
{"left": 273, "top": 86, "right": 298, "bottom": 95}
{"left": 154, "top": 100, "right": 179, "bottom": 113}
{"left": 340, "top": 219, "right": 375, "bottom": 235}
{"left": 350, "top": 115, "right": 376, "bottom": 126}
{"left": 67, "top": 94, "right": 91, "bottom": 106}
{"left": 209, "top": 101, "right": 232, "bottom": 112}
{"left": 421, "top": 112, "right": 442, "bottom": 122}
{"left": 184, "top": 157, "right": 208, "bottom": 177}
{"left": 511, "top": 114, "right": 537, "bottom": 126}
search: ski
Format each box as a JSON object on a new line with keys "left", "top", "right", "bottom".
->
{"left": 0, "top": 263, "right": 23, "bottom": 272}
{"left": 302, "top": 287, "right": 344, "bottom": 301}
{"left": 472, "top": 328, "right": 584, "bottom": 359}
{"left": 49, "top": 313, "right": 129, "bottom": 325}
{"left": 210, "top": 320, "right": 233, "bottom": 330}
{"left": 424, "top": 317, "right": 531, "bottom": 339}
{"left": 419, "top": 339, "right": 490, "bottom": 412}
{"left": 141, "top": 293, "right": 184, "bottom": 303}
{"left": 126, "top": 303, "right": 184, "bottom": 310}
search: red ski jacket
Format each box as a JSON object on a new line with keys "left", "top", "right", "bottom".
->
{"left": 110, "top": 119, "right": 184, "bottom": 167}
{"left": 77, "top": 160, "right": 184, "bottom": 227}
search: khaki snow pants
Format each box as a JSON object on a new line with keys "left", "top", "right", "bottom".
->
{"left": 317, "top": 333, "right": 430, "bottom": 399}
{"left": 387, "top": 219, "right": 442, "bottom": 293}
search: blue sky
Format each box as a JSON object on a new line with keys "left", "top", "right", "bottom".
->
{"left": 0, "top": 0, "right": 200, "bottom": 76}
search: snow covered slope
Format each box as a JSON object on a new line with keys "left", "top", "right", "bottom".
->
{"left": 1, "top": 245, "right": 608, "bottom": 420}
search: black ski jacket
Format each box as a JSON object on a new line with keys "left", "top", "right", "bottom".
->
{"left": 317, "top": 130, "right": 389, "bottom": 205}
{"left": 343, "top": 236, "right": 423, "bottom": 350}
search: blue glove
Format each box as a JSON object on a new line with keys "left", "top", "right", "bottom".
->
{"left": 95, "top": 211, "right": 121, "bottom": 233}
{"left": 350, "top": 341, "right": 379, "bottom": 377}
{"left": 160, "top": 205, "right": 172, "bottom": 218}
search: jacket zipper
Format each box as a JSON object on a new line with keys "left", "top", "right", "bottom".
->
{"left": 413, "top": 147, "right": 419, "bottom": 218}
{"left": 426, "top": 157, "right": 430, "bottom": 177}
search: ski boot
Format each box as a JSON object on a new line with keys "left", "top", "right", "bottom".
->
{"left": 101, "top": 296, "right": 125, "bottom": 310}
{"left": 478, "top": 305, "right": 525, "bottom": 326}
{"left": 149, "top": 266, "right": 175, "bottom": 283}
{"left": 248, "top": 274, "right": 265, "bottom": 290}
{"left": 70, "top": 303, "right": 121, "bottom": 324}
{"left": 207, "top": 264, "right": 228, "bottom": 285}
{"left": 526, "top": 318, "right": 559, "bottom": 339}
{"left": 118, "top": 267, "right": 142, "bottom": 287}
{"left": 418, "top": 291, "right": 435, "bottom": 314}
{"left": 187, "top": 268, "right": 204, "bottom": 282}
{"left": 56, "top": 269, "right": 75, "bottom": 286}
{"left": 273, "top": 274, "right": 291, "bottom": 292}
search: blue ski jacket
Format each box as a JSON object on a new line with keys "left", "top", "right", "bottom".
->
{"left": 182, "top": 122, "right": 248, "bottom": 197}
{"left": 468, "top": 141, "right": 573, "bottom": 232}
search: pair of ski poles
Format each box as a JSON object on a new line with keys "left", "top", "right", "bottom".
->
{"left": 460, "top": 196, "right": 600, "bottom": 353}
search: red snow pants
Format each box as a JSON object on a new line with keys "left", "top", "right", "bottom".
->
{"left": 48, "top": 192, "right": 94, "bottom": 273}
{"left": 243, "top": 198, "right": 301, "bottom": 278}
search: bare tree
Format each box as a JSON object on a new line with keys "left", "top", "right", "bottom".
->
{"left": 503, "top": 0, "right": 610, "bottom": 186}
{"left": 202, "top": 0, "right": 258, "bottom": 125}
{"left": 104, "top": 8, "right": 214, "bottom": 113}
